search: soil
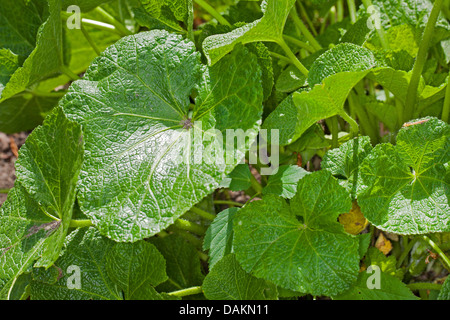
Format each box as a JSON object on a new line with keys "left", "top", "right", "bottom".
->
{"left": 0, "top": 131, "right": 28, "bottom": 207}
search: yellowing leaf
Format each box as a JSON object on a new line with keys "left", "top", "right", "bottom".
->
{"left": 375, "top": 233, "right": 393, "bottom": 256}
{"left": 339, "top": 201, "right": 368, "bottom": 235}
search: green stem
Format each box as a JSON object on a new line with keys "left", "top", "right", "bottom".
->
{"left": 174, "top": 219, "right": 206, "bottom": 235}
{"left": 329, "top": 116, "right": 339, "bottom": 149}
{"left": 168, "top": 286, "right": 203, "bottom": 297}
{"left": 339, "top": 110, "right": 360, "bottom": 136}
{"left": 362, "top": 0, "right": 388, "bottom": 50}
{"left": 213, "top": 200, "right": 244, "bottom": 207}
{"left": 61, "top": 11, "right": 122, "bottom": 36}
{"left": 348, "top": 92, "right": 376, "bottom": 141}
{"left": 290, "top": 6, "right": 322, "bottom": 51}
{"left": 94, "top": 7, "right": 131, "bottom": 36}
{"left": 336, "top": 0, "right": 344, "bottom": 22}
{"left": 442, "top": 74, "right": 450, "bottom": 122}
{"left": 397, "top": 237, "right": 419, "bottom": 268}
{"left": 283, "top": 35, "right": 316, "bottom": 53}
{"left": 269, "top": 51, "right": 292, "bottom": 64}
{"left": 404, "top": 0, "right": 444, "bottom": 122}
{"left": 0, "top": 188, "right": 10, "bottom": 194}
{"left": 277, "top": 38, "right": 309, "bottom": 77}
{"left": 347, "top": 0, "right": 357, "bottom": 23}
{"left": 189, "top": 206, "right": 216, "bottom": 221}
{"left": 194, "top": 0, "right": 231, "bottom": 26}
{"left": 296, "top": 1, "right": 317, "bottom": 36}
{"left": 60, "top": 65, "right": 81, "bottom": 81}
{"left": 421, "top": 235, "right": 450, "bottom": 271}
{"left": 407, "top": 283, "right": 442, "bottom": 291}
{"left": 80, "top": 24, "right": 101, "bottom": 56}
{"left": 172, "top": 229, "right": 203, "bottom": 247}
{"left": 249, "top": 173, "right": 263, "bottom": 195}
{"left": 69, "top": 219, "right": 93, "bottom": 228}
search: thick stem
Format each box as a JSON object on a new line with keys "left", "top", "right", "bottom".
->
{"left": 397, "top": 237, "right": 419, "bottom": 268}
{"left": 249, "top": 172, "right": 263, "bottom": 195}
{"left": 69, "top": 219, "right": 93, "bottom": 228}
{"left": 336, "top": 0, "right": 344, "bottom": 22}
{"left": 404, "top": 0, "right": 444, "bottom": 122}
{"left": 339, "top": 110, "right": 360, "bottom": 137}
{"left": 407, "top": 282, "right": 442, "bottom": 291}
{"left": 168, "top": 286, "right": 203, "bottom": 297}
{"left": 174, "top": 219, "right": 206, "bottom": 235}
{"left": 189, "top": 206, "right": 216, "bottom": 221}
{"left": 277, "top": 38, "right": 309, "bottom": 77}
{"left": 329, "top": 116, "right": 339, "bottom": 149}
{"left": 194, "top": 0, "right": 231, "bottom": 26}
{"left": 347, "top": 0, "right": 357, "bottom": 23}
{"left": 0, "top": 188, "right": 10, "bottom": 194}
{"left": 296, "top": 1, "right": 317, "bottom": 36}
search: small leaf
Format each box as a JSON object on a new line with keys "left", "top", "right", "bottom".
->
{"left": 262, "top": 165, "right": 309, "bottom": 199}
{"left": 203, "top": 207, "right": 238, "bottom": 268}
{"left": 219, "top": 164, "right": 252, "bottom": 192}
{"left": 202, "top": 0, "right": 296, "bottom": 65}
{"left": 438, "top": 276, "right": 450, "bottom": 300}
{"left": 202, "top": 254, "right": 277, "bottom": 300}
{"left": 339, "top": 201, "right": 368, "bottom": 235}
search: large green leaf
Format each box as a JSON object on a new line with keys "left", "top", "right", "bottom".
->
{"left": 62, "top": 30, "right": 263, "bottom": 242}
{"left": 438, "top": 276, "right": 450, "bottom": 300}
{"left": 0, "top": 107, "right": 83, "bottom": 299}
{"left": 357, "top": 117, "right": 450, "bottom": 235}
{"left": 202, "top": 254, "right": 277, "bottom": 300}
{"left": 16, "top": 107, "right": 83, "bottom": 267}
{"left": 233, "top": 171, "right": 360, "bottom": 296}
{"left": 202, "top": 0, "right": 296, "bottom": 65}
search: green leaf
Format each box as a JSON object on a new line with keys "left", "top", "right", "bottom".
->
{"left": 262, "top": 165, "right": 309, "bottom": 199}
{"left": 202, "top": 254, "right": 277, "bottom": 300}
{"left": 203, "top": 207, "right": 238, "bottom": 268}
{"left": 150, "top": 234, "right": 204, "bottom": 292}
{"left": 364, "top": 247, "right": 404, "bottom": 280}
{"left": 357, "top": 117, "right": 450, "bottom": 235}
{"left": 322, "top": 136, "right": 373, "bottom": 198}
{"left": 0, "top": 185, "right": 60, "bottom": 300}
{"left": 0, "top": 107, "right": 83, "bottom": 299}
{"left": 233, "top": 171, "right": 359, "bottom": 296}
{"left": 15, "top": 107, "right": 83, "bottom": 267}
{"left": 0, "top": 0, "right": 64, "bottom": 102}
{"left": 333, "top": 270, "right": 418, "bottom": 300}
{"left": 438, "top": 276, "right": 450, "bottom": 300}
{"left": 219, "top": 164, "right": 252, "bottom": 191}
{"left": 264, "top": 70, "right": 370, "bottom": 146}
{"left": 30, "top": 227, "right": 122, "bottom": 300}
{"left": 202, "top": 0, "right": 296, "bottom": 65}
{"left": 0, "top": 50, "right": 20, "bottom": 95}
{"left": 106, "top": 240, "right": 168, "bottom": 300}
{"left": 62, "top": 30, "right": 263, "bottom": 242}
{"left": 133, "top": 0, "right": 192, "bottom": 33}
{"left": 0, "top": 92, "right": 60, "bottom": 134}
{"left": 307, "top": 43, "right": 377, "bottom": 87}
{"left": 340, "top": 16, "right": 371, "bottom": 46}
